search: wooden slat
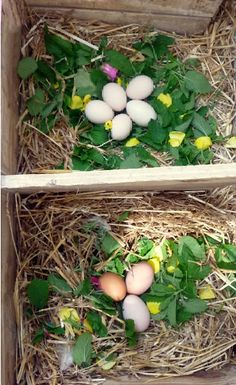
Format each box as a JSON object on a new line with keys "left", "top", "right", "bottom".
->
{"left": 27, "top": 7, "right": 212, "bottom": 34}
{"left": 26, "top": 0, "right": 223, "bottom": 18}
{"left": 1, "top": 0, "right": 22, "bottom": 175}
{"left": 1, "top": 192, "right": 17, "bottom": 385}
{"left": 2, "top": 164, "right": 236, "bottom": 193}
{"left": 104, "top": 367, "right": 236, "bottom": 385}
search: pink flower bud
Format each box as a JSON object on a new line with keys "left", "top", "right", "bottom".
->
{"left": 101, "top": 63, "right": 118, "bottom": 81}
{"left": 91, "top": 276, "right": 100, "bottom": 288}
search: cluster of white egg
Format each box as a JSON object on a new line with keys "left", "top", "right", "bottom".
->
{"left": 85, "top": 75, "right": 157, "bottom": 141}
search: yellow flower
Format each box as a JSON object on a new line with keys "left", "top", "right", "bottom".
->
{"left": 167, "top": 265, "right": 176, "bottom": 273}
{"left": 58, "top": 307, "right": 80, "bottom": 323}
{"left": 169, "top": 131, "right": 185, "bottom": 148}
{"left": 152, "top": 245, "right": 164, "bottom": 261}
{"left": 116, "top": 77, "right": 123, "bottom": 86}
{"left": 225, "top": 136, "right": 236, "bottom": 149}
{"left": 148, "top": 257, "right": 160, "bottom": 273}
{"left": 198, "top": 285, "right": 216, "bottom": 300}
{"left": 157, "top": 93, "right": 172, "bottom": 108}
{"left": 125, "top": 138, "right": 140, "bottom": 147}
{"left": 70, "top": 94, "right": 91, "bottom": 110}
{"left": 83, "top": 318, "right": 93, "bottom": 333}
{"left": 147, "top": 302, "right": 161, "bottom": 315}
{"left": 53, "top": 82, "right": 59, "bottom": 89}
{"left": 104, "top": 120, "right": 112, "bottom": 130}
{"left": 194, "top": 136, "right": 212, "bottom": 150}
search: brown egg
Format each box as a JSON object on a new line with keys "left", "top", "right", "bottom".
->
{"left": 99, "top": 272, "right": 127, "bottom": 301}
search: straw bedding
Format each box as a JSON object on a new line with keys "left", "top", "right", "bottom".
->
{"left": 17, "top": 1, "right": 236, "bottom": 173}
{"left": 14, "top": 188, "right": 236, "bottom": 384}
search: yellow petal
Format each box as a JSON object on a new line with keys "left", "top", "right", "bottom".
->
{"left": 125, "top": 138, "right": 140, "bottom": 147}
{"left": 198, "top": 285, "right": 216, "bottom": 300}
{"left": 194, "top": 136, "right": 212, "bottom": 150}
{"left": 70, "top": 95, "right": 84, "bottom": 110}
{"left": 83, "top": 318, "right": 93, "bottom": 333}
{"left": 58, "top": 307, "right": 80, "bottom": 323}
{"left": 83, "top": 94, "right": 91, "bottom": 106}
{"left": 167, "top": 265, "right": 176, "bottom": 273}
{"left": 53, "top": 82, "right": 59, "bottom": 89}
{"left": 101, "top": 361, "right": 116, "bottom": 370}
{"left": 148, "top": 258, "right": 160, "bottom": 273}
{"left": 116, "top": 77, "right": 123, "bottom": 86}
{"left": 169, "top": 138, "right": 182, "bottom": 148}
{"left": 104, "top": 120, "right": 112, "bottom": 130}
{"left": 151, "top": 245, "right": 164, "bottom": 261}
{"left": 147, "top": 302, "right": 161, "bottom": 315}
{"left": 157, "top": 93, "right": 172, "bottom": 108}
{"left": 225, "top": 136, "right": 236, "bottom": 149}
{"left": 169, "top": 131, "right": 185, "bottom": 148}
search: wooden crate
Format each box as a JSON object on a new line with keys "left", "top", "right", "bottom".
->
{"left": 1, "top": 1, "right": 236, "bottom": 385}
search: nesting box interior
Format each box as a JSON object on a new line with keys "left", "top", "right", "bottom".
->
{"left": 1, "top": 1, "right": 236, "bottom": 385}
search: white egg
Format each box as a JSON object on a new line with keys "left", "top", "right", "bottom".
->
{"left": 126, "top": 75, "right": 154, "bottom": 100}
{"left": 126, "top": 100, "right": 157, "bottom": 127}
{"left": 111, "top": 114, "right": 132, "bottom": 141}
{"left": 102, "top": 83, "right": 127, "bottom": 112}
{"left": 85, "top": 100, "right": 114, "bottom": 124}
{"left": 122, "top": 295, "right": 150, "bottom": 332}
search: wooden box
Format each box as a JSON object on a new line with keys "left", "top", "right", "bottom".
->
{"left": 1, "top": 1, "right": 236, "bottom": 385}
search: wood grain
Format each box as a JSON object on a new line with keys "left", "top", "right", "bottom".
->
{"left": 26, "top": 0, "right": 223, "bottom": 18}
{"left": 25, "top": 7, "right": 212, "bottom": 34}
{"left": 1, "top": 192, "right": 17, "bottom": 385}
{"left": 1, "top": 0, "right": 22, "bottom": 175}
{"left": 103, "top": 366, "right": 236, "bottom": 385}
{"left": 2, "top": 164, "right": 236, "bottom": 193}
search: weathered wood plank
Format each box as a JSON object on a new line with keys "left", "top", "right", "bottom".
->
{"left": 2, "top": 164, "right": 236, "bottom": 193}
{"left": 26, "top": 0, "right": 223, "bottom": 18}
{"left": 26, "top": 8, "right": 212, "bottom": 34}
{"left": 1, "top": 192, "right": 17, "bottom": 385}
{"left": 1, "top": 0, "right": 22, "bottom": 175}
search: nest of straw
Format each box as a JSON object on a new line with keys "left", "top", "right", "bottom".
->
{"left": 14, "top": 188, "right": 236, "bottom": 384}
{"left": 17, "top": 1, "right": 236, "bottom": 173}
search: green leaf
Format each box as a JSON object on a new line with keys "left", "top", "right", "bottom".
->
{"left": 151, "top": 283, "right": 175, "bottom": 297}
{"left": 72, "top": 157, "right": 92, "bottom": 171}
{"left": 167, "top": 298, "right": 176, "bottom": 326}
{"left": 48, "top": 274, "right": 72, "bottom": 294}
{"left": 27, "top": 88, "right": 45, "bottom": 116}
{"left": 41, "top": 100, "right": 58, "bottom": 119}
{"left": 192, "top": 112, "right": 213, "bottom": 137}
{"left": 187, "top": 262, "right": 212, "bottom": 280}
{"left": 117, "top": 211, "right": 129, "bottom": 222}
{"left": 45, "top": 28, "right": 74, "bottom": 58}
{"left": 183, "top": 280, "right": 197, "bottom": 299}
{"left": 182, "top": 298, "right": 207, "bottom": 314}
{"left": 45, "top": 322, "right": 65, "bottom": 335}
{"left": 87, "top": 148, "right": 105, "bottom": 166}
{"left": 72, "top": 332, "right": 92, "bottom": 366}
{"left": 153, "top": 35, "right": 175, "bottom": 58}
{"left": 74, "top": 278, "right": 92, "bottom": 297}
{"left": 17, "top": 57, "right": 38, "bottom": 80}
{"left": 136, "top": 147, "right": 159, "bottom": 167}
{"left": 176, "top": 310, "right": 193, "bottom": 324}
{"left": 74, "top": 69, "right": 97, "bottom": 97}
{"left": 125, "top": 319, "right": 137, "bottom": 347}
{"left": 184, "top": 71, "right": 212, "bottom": 94}
{"left": 125, "top": 253, "right": 139, "bottom": 264}
{"left": 120, "top": 154, "right": 142, "bottom": 169}
{"left": 178, "top": 236, "right": 205, "bottom": 261}
{"left": 37, "top": 60, "right": 56, "bottom": 83}
{"left": 32, "top": 328, "right": 44, "bottom": 345}
{"left": 87, "top": 126, "right": 108, "bottom": 145}
{"left": 105, "top": 49, "right": 134, "bottom": 76}
{"left": 137, "top": 237, "right": 154, "bottom": 256}
{"left": 87, "top": 311, "right": 108, "bottom": 337}
{"left": 27, "top": 279, "right": 49, "bottom": 309}
{"left": 88, "top": 292, "right": 117, "bottom": 315}
{"left": 173, "top": 117, "right": 192, "bottom": 133}
{"left": 101, "top": 233, "right": 120, "bottom": 255}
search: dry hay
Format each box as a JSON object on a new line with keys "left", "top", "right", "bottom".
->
{"left": 17, "top": 1, "right": 236, "bottom": 173}
{"left": 13, "top": 188, "right": 236, "bottom": 384}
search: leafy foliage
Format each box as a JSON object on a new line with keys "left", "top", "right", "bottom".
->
{"left": 27, "top": 279, "right": 49, "bottom": 309}
{"left": 72, "top": 332, "right": 92, "bottom": 366}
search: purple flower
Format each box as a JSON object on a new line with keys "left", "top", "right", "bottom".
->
{"left": 91, "top": 276, "right": 100, "bottom": 288}
{"left": 101, "top": 63, "right": 118, "bottom": 81}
